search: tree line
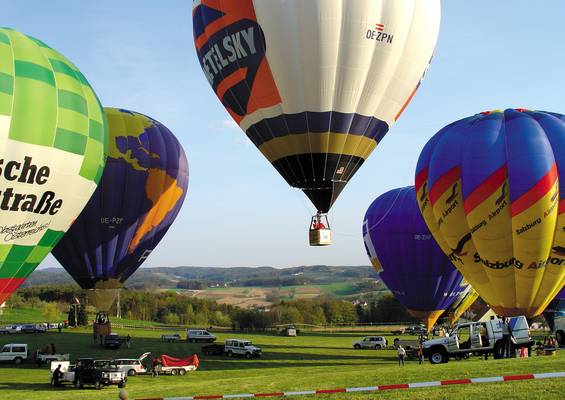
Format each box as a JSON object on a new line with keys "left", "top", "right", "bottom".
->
{"left": 7, "top": 286, "right": 416, "bottom": 330}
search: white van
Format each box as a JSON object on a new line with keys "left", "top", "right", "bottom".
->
{"left": 186, "top": 329, "right": 216, "bottom": 343}
{"left": 0, "top": 343, "right": 29, "bottom": 364}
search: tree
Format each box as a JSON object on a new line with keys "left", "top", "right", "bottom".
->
{"left": 42, "top": 302, "right": 60, "bottom": 321}
{"left": 164, "top": 313, "right": 180, "bottom": 325}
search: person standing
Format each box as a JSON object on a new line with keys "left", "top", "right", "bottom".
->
{"left": 418, "top": 343, "right": 424, "bottom": 365}
{"left": 501, "top": 317, "right": 511, "bottom": 358}
{"left": 126, "top": 334, "right": 131, "bottom": 349}
{"left": 397, "top": 345, "right": 406, "bottom": 367}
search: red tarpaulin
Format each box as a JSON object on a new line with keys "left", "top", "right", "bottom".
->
{"left": 160, "top": 354, "right": 199, "bottom": 368}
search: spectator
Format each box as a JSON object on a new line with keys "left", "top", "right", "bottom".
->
{"left": 126, "top": 334, "right": 131, "bottom": 349}
{"left": 397, "top": 345, "right": 406, "bottom": 367}
{"left": 418, "top": 343, "right": 424, "bottom": 365}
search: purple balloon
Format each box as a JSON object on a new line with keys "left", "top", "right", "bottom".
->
{"left": 363, "top": 186, "right": 467, "bottom": 329}
{"left": 52, "top": 109, "right": 188, "bottom": 292}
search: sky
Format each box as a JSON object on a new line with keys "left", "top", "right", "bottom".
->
{"left": 4, "top": 1, "right": 565, "bottom": 269}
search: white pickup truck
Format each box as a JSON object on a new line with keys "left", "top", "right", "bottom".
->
{"left": 50, "top": 361, "right": 75, "bottom": 386}
{"left": 36, "top": 350, "right": 70, "bottom": 365}
{"left": 0, "top": 343, "right": 29, "bottom": 364}
{"left": 423, "top": 316, "right": 534, "bottom": 364}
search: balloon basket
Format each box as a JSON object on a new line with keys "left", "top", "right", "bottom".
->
{"left": 309, "top": 213, "right": 332, "bottom": 246}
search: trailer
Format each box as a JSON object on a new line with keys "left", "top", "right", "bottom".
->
{"left": 154, "top": 354, "right": 199, "bottom": 376}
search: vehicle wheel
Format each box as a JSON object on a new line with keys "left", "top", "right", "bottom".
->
{"left": 429, "top": 350, "right": 447, "bottom": 364}
{"left": 354, "top": 344, "right": 361, "bottom": 349}
{"left": 556, "top": 331, "right": 564, "bottom": 346}
{"left": 171, "top": 368, "right": 178, "bottom": 376}
{"left": 74, "top": 379, "right": 82, "bottom": 389}
{"left": 179, "top": 368, "right": 187, "bottom": 376}
{"left": 245, "top": 352, "right": 252, "bottom": 359}
{"left": 374, "top": 344, "right": 382, "bottom": 350}
{"left": 128, "top": 369, "right": 136, "bottom": 376}
{"left": 94, "top": 380, "right": 101, "bottom": 390}
{"left": 227, "top": 351, "right": 233, "bottom": 358}
{"left": 189, "top": 338, "right": 194, "bottom": 343}
{"left": 14, "top": 357, "right": 22, "bottom": 365}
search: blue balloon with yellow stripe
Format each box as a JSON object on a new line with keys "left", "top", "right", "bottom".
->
{"left": 415, "top": 109, "right": 565, "bottom": 317}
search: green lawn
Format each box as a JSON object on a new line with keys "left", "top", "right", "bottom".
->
{"left": 0, "top": 327, "right": 563, "bottom": 399}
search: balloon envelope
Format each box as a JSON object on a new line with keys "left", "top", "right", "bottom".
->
{"left": 416, "top": 109, "right": 565, "bottom": 317}
{"left": 363, "top": 186, "right": 466, "bottom": 330}
{"left": 193, "top": 0, "right": 440, "bottom": 212}
{"left": 52, "top": 108, "right": 188, "bottom": 310}
{"left": 0, "top": 28, "right": 107, "bottom": 304}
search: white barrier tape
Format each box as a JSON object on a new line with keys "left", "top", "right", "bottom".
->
{"left": 137, "top": 371, "right": 565, "bottom": 400}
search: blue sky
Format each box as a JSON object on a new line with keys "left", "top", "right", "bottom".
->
{"left": 4, "top": 1, "right": 565, "bottom": 268}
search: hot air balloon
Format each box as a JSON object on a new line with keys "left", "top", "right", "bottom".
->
{"left": 415, "top": 109, "right": 565, "bottom": 317}
{"left": 442, "top": 285, "right": 480, "bottom": 326}
{"left": 0, "top": 28, "right": 107, "bottom": 305}
{"left": 543, "top": 286, "right": 564, "bottom": 344}
{"left": 193, "top": 0, "right": 441, "bottom": 245}
{"left": 363, "top": 186, "right": 467, "bottom": 330}
{"left": 52, "top": 108, "right": 188, "bottom": 312}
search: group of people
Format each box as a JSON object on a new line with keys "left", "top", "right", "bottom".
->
{"left": 396, "top": 343, "right": 425, "bottom": 366}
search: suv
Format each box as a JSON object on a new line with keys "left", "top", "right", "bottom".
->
{"left": 187, "top": 329, "right": 216, "bottom": 343}
{"left": 73, "top": 358, "right": 126, "bottom": 389}
{"left": 113, "top": 352, "right": 151, "bottom": 376}
{"left": 353, "top": 336, "right": 388, "bottom": 349}
{"left": 224, "top": 339, "right": 261, "bottom": 358}
{"left": 0, "top": 343, "right": 28, "bottom": 364}
{"left": 423, "top": 316, "right": 534, "bottom": 364}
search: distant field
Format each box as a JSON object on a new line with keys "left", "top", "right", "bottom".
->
{"left": 0, "top": 326, "right": 563, "bottom": 400}
{"left": 170, "top": 283, "right": 359, "bottom": 308}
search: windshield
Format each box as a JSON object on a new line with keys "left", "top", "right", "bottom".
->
{"left": 243, "top": 341, "right": 251, "bottom": 346}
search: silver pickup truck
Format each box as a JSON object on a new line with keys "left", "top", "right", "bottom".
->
{"left": 423, "top": 316, "right": 534, "bottom": 364}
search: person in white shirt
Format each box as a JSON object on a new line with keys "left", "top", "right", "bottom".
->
{"left": 397, "top": 345, "right": 406, "bottom": 366}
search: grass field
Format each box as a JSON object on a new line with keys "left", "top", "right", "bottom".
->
{"left": 0, "top": 326, "right": 563, "bottom": 400}
{"left": 167, "top": 283, "right": 359, "bottom": 309}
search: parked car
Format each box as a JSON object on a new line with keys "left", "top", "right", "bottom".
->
{"left": 422, "top": 316, "right": 534, "bottom": 364}
{"left": 224, "top": 339, "right": 261, "bottom": 358}
{"left": 73, "top": 358, "right": 126, "bottom": 389}
{"left": 50, "top": 361, "right": 75, "bottom": 386}
{"left": 186, "top": 329, "right": 216, "bottom": 343}
{"left": 353, "top": 336, "right": 388, "bottom": 349}
{"left": 161, "top": 333, "right": 181, "bottom": 342}
{"left": 103, "top": 333, "right": 122, "bottom": 349}
{"left": 20, "top": 324, "right": 46, "bottom": 333}
{"left": 201, "top": 343, "right": 225, "bottom": 356}
{"left": 404, "top": 325, "right": 427, "bottom": 336}
{"left": 0, "top": 343, "right": 29, "bottom": 364}
{"left": 113, "top": 352, "right": 151, "bottom": 376}
{"left": 0, "top": 325, "right": 21, "bottom": 334}
{"left": 551, "top": 306, "right": 564, "bottom": 346}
